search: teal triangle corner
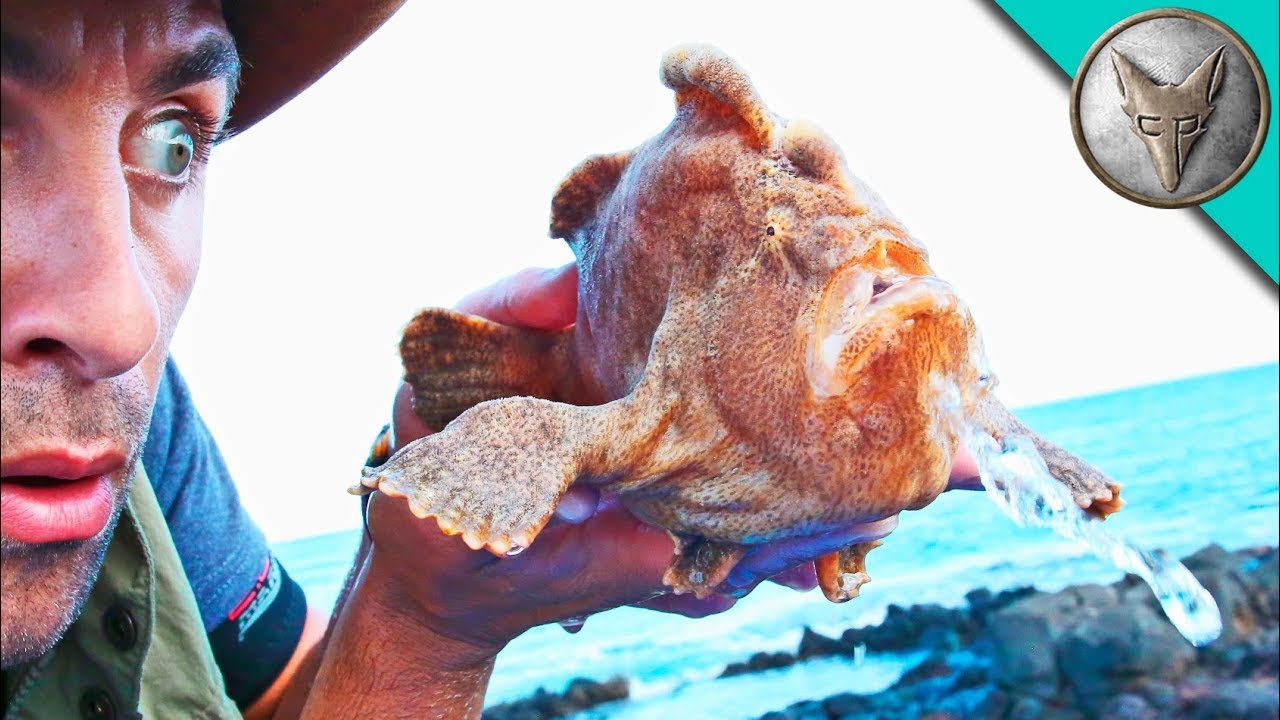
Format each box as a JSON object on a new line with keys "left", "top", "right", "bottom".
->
{"left": 995, "top": 0, "right": 1278, "bottom": 283}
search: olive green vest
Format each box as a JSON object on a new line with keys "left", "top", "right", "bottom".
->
{"left": 3, "top": 466, "right": 241, "bottom": 719}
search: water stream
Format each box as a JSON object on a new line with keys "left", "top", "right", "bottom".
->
{"left": 962, "top": 422, "right": 1222, "bottom": 646}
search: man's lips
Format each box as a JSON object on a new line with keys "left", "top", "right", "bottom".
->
{"left": 1, "top": 446, "right": 125, "bottom": 479}
{"left": 1, "top": 449, "right": 124, "bottom": 544}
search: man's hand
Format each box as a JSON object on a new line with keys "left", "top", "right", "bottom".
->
{"left": 301, "top": 265, "right": 986, "bottom": 719}
{"left": 366, "top": 264, "right": 685, "bottom": 658}
{"left": 365, "top": 376, "right": 679, "bottom": 658}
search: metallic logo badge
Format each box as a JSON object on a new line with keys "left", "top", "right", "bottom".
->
{"left": 1071, "top": 9, "right": 1270, "bottom": 208}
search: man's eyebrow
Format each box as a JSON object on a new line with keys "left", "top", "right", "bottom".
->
{"left": 145, "top": 34, "right": 241, "bottom": 106}
{"left": 0, "top": 29, "right": 71, "bottom": 89}
{"left": 2, "top": 29, "right": 240, "bottom": 107}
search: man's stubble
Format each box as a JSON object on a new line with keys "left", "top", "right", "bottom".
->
{"left": 0, "top": 370, "right": 152, "bottom": 668}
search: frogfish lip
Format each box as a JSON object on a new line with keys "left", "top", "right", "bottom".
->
{"left": 806, "top": 266, "right": 964, "bottom": 399}
{"left": 868, "top": 274, "right": 961, "bottom": 311}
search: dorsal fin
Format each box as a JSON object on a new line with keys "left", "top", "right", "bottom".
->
{"left": 660, "top": 45, "right": 775, "bottom": 148}
{"left": 549, "top": 152, "right": 630, "bottom": 240}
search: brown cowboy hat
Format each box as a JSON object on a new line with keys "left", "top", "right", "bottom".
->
{"left": 222, "top": 0, "right": 406, "bottom": 132}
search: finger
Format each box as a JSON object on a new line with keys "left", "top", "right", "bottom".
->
{"left": 633, "top": 592, "right": 737, "bottom": 618}
{"left": 365, "top": 491, "right": 494, "bottom": 572}
{"left": 505, "top": 504, "right": 677, "bottom": 621}
{"left": 766, "top": 563, "right": 818, "bottom": 591}
{"left": 499, "top": 501, "right": 672, "bottom": 586}
{"left": 947, "top": 446, "right": 982, "bottom": 490}
{"left": 727, "top": 515, "right": 899, "bottom": 587}
{"left": 553, "top": 486, "right": 601, "bottom": 524}
{"left": 390, "top": 380, "right": 435, "bottom": 451}
{"left": 455, "top": 264, "right": 578, "bottom": 330}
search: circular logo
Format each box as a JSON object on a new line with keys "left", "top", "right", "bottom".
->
{"left": 1070, "top": 9, "right": 1270, "bottom": 208}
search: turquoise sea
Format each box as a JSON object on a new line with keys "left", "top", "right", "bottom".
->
{"left": 274, "top": 364, "right": 1279, "bottom": 718}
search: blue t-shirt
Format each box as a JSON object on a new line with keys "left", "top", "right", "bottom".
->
{"left": 142, "top": 360, "right": 307, "bottom": 707}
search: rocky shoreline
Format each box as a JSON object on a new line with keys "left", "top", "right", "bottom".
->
{"left": 483, "top": 544, "right": 1278, "bottom": 720}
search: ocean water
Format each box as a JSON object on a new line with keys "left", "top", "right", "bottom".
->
{"left": 273, "top": 364, "right": 1279, "bottom": 717}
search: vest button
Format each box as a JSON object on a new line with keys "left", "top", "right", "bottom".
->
{"left": 79, "top": 687, "right": 116, "bottom": 720}
{"left": 102, "top": 605, "right": 138, "bottom": 651}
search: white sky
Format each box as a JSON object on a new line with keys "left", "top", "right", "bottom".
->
{"left": 171, "top": 0, "right": 1279, "bottom": 542}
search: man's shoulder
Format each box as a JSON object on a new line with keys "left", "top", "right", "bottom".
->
{"left": 142, "top": 360, "right": 195, "bottom": 489}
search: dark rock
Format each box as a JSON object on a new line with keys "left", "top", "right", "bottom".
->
{"left": 735, "top": 545, "right": 1278, "bottom": 720}
{"left": 988, "top": 591, "right": 1080, "bottom": 698}
{"left": 1006, "top": 694, "right": 1086, "bottom": 720}
{"left": 1133, "top": 679, "right": 1177, "bottom": 710}
{"left": 1233, "top": 625, "right": 1280, "bottom": 679}
{"left": 720, "top": 651, "right": 796, "bottom": 677}
{"left": 561, "top": 676, "right": 627, "bottom": 707}
{"left": 967, "top": 687, "right": 1010, "bottom": 720}
{"left": 967, "top": 586, "right": 1038, "bottom": 623}
{"left": 1183, "top": 678, "right": 1280, "bottom": 720}
{"left": 774, "top": 700, "right": 827, "bottom": 720}
{"left": 842, "top": 603, "right": 972, "bottom": 653}
{"left": 752, "top": 651, "right": 798, "bottom": 671}
{"left": 1006, "top": 695, "right": 1044, "bottom": 720}
{"left": 1099, "top": 693, "right": 1156, "bottom": 720}
{"left": 482, "top": 676, "right": 629, "bottom": 720}
{"left": 1111, "top": 572, "right": 1156, "bottom": 610}
{"left": 821, "top": 692, "right": 876, "bottom": 717}
{"left": 965, "top": 587, "right": 994, "bottom": 606}
{"left": 840, "top": 627, "right": 869, "bottom": 650}
{"left": 1240, "top": 547, "right": 1278, "bottom": 620}
{"left": 1064, "top": 583, "right": 1117, "bottom": 610}
{"left": 529, "top": 688, "right": 575, "bottom": 716}
{"left": 1181, "top": 543, "right": 1258, "bottom": 646}
{"left": 797, "top": 626, "right": 850, "bottom": 659}
{"left": 954, "top": 664, "right": 988, "bottom": 689}
{"left": 894, "top": 651, "right": 953, "bottom": 686}
{"left": 1056, "top": 603, "right": 1195, "bottom": 712}
{"left": 928, "top": 686, "right": 1009, "bottom": 720}
{"left": 497, "top": 709, "right": 541, "bottom": 720}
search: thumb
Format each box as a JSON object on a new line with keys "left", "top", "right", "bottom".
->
{"left": 390, "top": 380, "right": 435, "bottom": 450}
{"left": 455, "top": 264, "right": 578, "bottom": 330}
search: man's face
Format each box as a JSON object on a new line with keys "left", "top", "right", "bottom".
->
{"left": 0, "top": 0, "right": 236, "bottom": 667}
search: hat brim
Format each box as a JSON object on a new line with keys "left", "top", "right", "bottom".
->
{"left": 222, "top": 0, "right": 406, "bottom": 134}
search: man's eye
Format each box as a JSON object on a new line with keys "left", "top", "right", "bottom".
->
{"left": 128, "top": 118, "right": 195, "bottom": 178}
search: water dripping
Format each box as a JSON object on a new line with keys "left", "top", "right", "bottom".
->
{"left": 962, "top": 423, "right": 1222, "bottom": 646}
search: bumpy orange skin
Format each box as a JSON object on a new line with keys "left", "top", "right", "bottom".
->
{"left": 550, "top": 46, "right": 989, "bottom": 543}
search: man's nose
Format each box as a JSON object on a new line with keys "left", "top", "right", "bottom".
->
{"left": 1, "top": 156, "right": 160, "bottom": 381}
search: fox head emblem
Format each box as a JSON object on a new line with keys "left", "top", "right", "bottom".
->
{"left": 1111, "top": 46, "right": 1226, "bottom": 192}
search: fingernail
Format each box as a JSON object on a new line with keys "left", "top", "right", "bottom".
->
{"left": 765, "top": 563, "right": 818, "bottom": 591}
{"left": 554, "top": 488, "right": 600, "bottom": 524}
{"left": 701, "top": 594, "right": 739, "bottom": 613}
{"left": 558, "top": 615, "right": 588, "bottom": 634}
